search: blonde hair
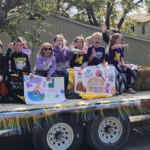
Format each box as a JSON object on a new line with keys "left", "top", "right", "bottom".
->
{"left": 0, "top": 40, "right": 3, "bottom": 48}
{"left": 92, "top": 32, "right": 102, "bottom": 39}
{"left": 37, "top": 43, "right": 53, "bottom": 56}
{"left": 85, "top": 36, "right": 92, "bottom": 47}
{"left": 54, "top": 34, "right": 67, "bottom": 46}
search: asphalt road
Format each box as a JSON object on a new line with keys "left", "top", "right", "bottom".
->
{"left": 0, "top": 116, "right": 150, "bottom": 150}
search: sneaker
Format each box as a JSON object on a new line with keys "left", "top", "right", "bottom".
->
{"left": 115, "top": 91, "right": 119, "bottom": 95}
{"left": 127, "top": 88, "right": 136, "bottom": 94}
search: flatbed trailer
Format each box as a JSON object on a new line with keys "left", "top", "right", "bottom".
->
{"left": 0, "top": 91, "right": 150, "bottom": 150}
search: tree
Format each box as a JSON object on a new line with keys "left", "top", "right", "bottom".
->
{"left": 0, "top": 0, "right": 56, "bottom": 49}
{"left": 57, "top": 0, "right": 144, "bottom": 32}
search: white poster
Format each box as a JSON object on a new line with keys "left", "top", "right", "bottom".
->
{"left": 24, "top": 75, "right": 67, "bottom": 104}
{"left": 74, "top": 65, "right": 116, "bottom": 96}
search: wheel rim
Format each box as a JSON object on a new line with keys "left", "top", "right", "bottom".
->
{"left": 98, "top": 117, "right": 123, "bottom": 144}
{"left": 47, "top": 123, "right": 74, "bottom": 150}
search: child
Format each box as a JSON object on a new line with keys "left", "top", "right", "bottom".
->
{"left": 5, "top": 38, "right": 32, "bottom": 102}
{"left": 32, "top": 43, "right": 56, "bottom": 81}
{"left": 108, "top": 33, "right": 136, "bottom": 94}
{"left": 53, "top": 34, "right": 73, "bottom": 89}
{"left": 7, "top": 37, "right": 31, "bottom": 72}
{"left": 0, "top": 41, "right": 9, "bottom": 100}
{"left": 70, "top": 36, "right": 88, "bottom": 69}
{"left": 85, "top": 36, "right": 92, "bottom": 49}
{"left": 87, "top": 32, "right": 106, "bottom": 67}
{"left": 6, "top": 38, "right": 31, "bottom": 75}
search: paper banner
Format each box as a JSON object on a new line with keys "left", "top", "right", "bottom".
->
{"left": 24, "top": 75, "right": 67, "bottom": 104}
{"left": 74, "top": 65, "right": 116, "bottom": 96}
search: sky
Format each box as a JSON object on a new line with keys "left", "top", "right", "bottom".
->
{"left": 68, "top": 1, "right": 147, "bottom": 16}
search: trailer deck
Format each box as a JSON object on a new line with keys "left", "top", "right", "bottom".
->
{"left": 0, "top": 91, "right": 149, "bottom": 113}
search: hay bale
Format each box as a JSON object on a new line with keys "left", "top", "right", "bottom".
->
{"left": 131, "top": 66, "right": 150, "bottom": 91}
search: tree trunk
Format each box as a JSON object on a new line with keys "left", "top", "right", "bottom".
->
{"left": 117, "top": 0, "right": 143, "bottom": 29}
{"left": 105, "top": 1, "right": 114, "bottom": 29}
{"left": 85, "top": 1, "right": 98, "bottom": 26}
{"left": 57, "top": 0, "right": 61, "bottom": 11}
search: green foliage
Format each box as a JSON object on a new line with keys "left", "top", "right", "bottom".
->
{"left": 0, "top": 0, "right": 57, "bottom": 50}
{"left": 56, "top": 0, "right": 144, "bottom": 35}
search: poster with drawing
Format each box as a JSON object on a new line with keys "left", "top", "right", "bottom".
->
{"left": 74, "top": 65, "right": 116, "bottom": 96}
{"left": 24, "top": 75, "right": 67, "bottom": 104}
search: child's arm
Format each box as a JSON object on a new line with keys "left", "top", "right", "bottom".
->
{"left": 53, "top": 47, "right": 63, "bottom": 62}
{"left": 0, "top": 56, "right": 9, "bottom": 82}
{"left": 6, "top": 43, "right": 14, "bottom": 61}
{"left": 26, "top": 55, "right": 32, "bottom": 73}
{"left": 88, "top": 48, "right": 96, "bottom": 62}
{"left": 66, "top": 47, "right": 73, "bottom": 61}
{"left": 121, "top": 57, "right": 128, "bottom": 67}
{"left": 81, "top": 61, "right": 88, "bottom": 69}
{"left": 71, "top": 48, "right": 87, "bottom": 55}
{"left": 36, "top": 55, "right": 47, "bottom": 70}
{"left": 102, "top": 59, "right": 107, "bottom": 68}
{"left": 111, "top": 44, "right": 129, "bottom": 50}
{"left": 47, "top": 57, "right": 56, "bottom": 81}
{"left": 101, "top": 24, "right": 109, "bottom": 44}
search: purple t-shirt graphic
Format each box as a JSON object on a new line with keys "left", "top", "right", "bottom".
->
{"left": 87, "top": 45, "right": 105, "bottom": 66}
{"left": 108, "top": 46, "right": 124, "bottom": 67}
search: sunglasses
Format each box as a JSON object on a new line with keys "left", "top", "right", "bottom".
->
{"left": 43, "top": 48, "right": 52, "bottom": 51}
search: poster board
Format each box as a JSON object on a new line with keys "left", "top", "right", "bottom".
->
{"left": 24, "top": 75, "right": 67, "bottom": 104}
{"left": 74, "top": 65, "right": 116, "bottom": 96}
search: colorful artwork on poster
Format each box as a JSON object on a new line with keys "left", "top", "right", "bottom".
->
{"left": 24, "top": 75, "right": 67, "bottom": 104}
{"left": 74, "top": 65, "right": 115, "bottom": 96}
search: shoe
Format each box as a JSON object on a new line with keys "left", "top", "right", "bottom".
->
{"left": 115, "top": 91, "right": 119, "bottom": 95}
{"left": 127, "top": 88, "right": 136, "bottom": 94}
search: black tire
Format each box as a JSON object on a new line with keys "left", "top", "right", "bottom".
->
{"left": 90, "top": 110, "right": 130, "bottom": 150}
{"left": 84, "top": 121, "right": 97, "bottom": 150}
{"left": 33, "top": 114, "right": 84, "bottom": 150}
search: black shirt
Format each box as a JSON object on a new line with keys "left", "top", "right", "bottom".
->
{"left": 0, "top": 53, "right": 8, "bottom": 78}
{"left": 6, "top": 48, "right": 31, "bottom": 74}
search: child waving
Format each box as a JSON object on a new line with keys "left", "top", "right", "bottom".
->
{"left": 33, "top": 43, "right": 56, "bottom": 81}
{"left": 70, "top": 36, "right": 88, "bottom": 69}
{"left": 53, "top": 34, "right": 73, "bottom": 89}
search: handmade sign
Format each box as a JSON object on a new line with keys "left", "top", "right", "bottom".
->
{"left": 24, "top": 75, "right": 67, "bottom": 104}
{"left": 74, "top": 65, "right": 115, "bottom": 96}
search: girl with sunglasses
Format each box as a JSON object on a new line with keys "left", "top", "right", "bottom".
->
{"left": 31, "top": 43, "right": 56, "bottom": 81}
{"left": 53, "top": 34, "right": 73, "bottom": 89}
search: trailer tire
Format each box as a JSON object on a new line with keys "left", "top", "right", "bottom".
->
{"left": 33, "top": 114, "right": 84, "bottom": 150}
{"left": 90, "top": 111, "right": 130, "bottom": 150}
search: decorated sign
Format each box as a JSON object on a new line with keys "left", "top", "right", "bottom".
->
{"left": 74, "top": 65, "right": 115, "bottom": 96}
{"left": 24, "top": 75, "right": 67, "bottom": 104}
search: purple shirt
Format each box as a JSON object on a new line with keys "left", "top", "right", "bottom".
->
{"left": 22, "top": 47, "right": 31, "bottom": 58}
{"left": 87, "top": 45, "right": 105, "bottom": 66}
{"left": 35, "top": 54, "right": 56, "bottom": 77}
{"left": 108, "top": 46, "right": 124, "bottom": 67}
{"left": 53, "top": 46, "right": 73, "bottom": 71}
